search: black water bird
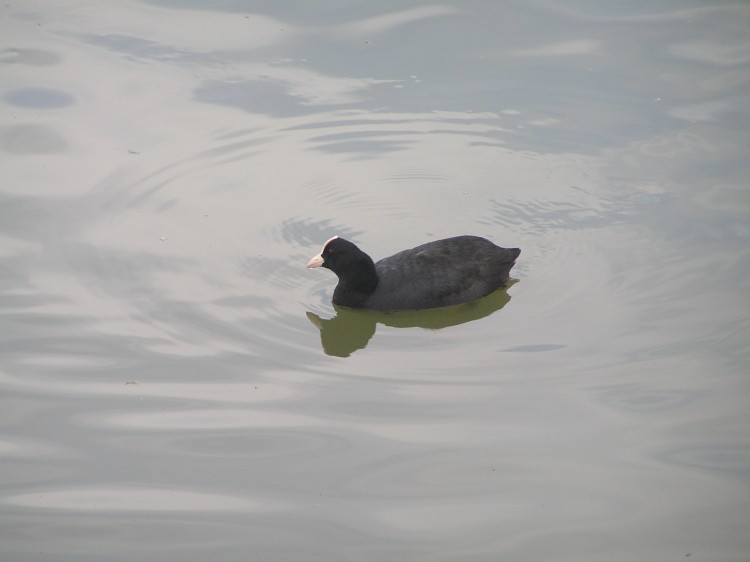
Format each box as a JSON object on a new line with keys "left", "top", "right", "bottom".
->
{"left": 307, "top": 235, "right": 520, "bottom": 311}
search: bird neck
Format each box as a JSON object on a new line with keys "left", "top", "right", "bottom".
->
{"left": 333, "top": 255, "right": 378, "bottom": 306}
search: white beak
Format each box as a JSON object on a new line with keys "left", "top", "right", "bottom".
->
{"left": 307, "top": 236, "right": 338, "bottom": 268}
{"left": 307, "top": 253, "right": 324, "bottom": 268}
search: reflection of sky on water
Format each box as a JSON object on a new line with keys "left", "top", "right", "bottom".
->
{"left": 6, "top": 487, "right": 269, "bottom": 512}
{"left": 3, "top": 87, "right": 75, "bottom": 108}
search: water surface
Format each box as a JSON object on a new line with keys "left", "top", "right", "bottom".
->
{"left": 1, "top": 1, "right": 749, "bottom": 561}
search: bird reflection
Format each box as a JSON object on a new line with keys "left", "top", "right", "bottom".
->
{"left": 306, "top": 283, "right": 515, "bottom": 357}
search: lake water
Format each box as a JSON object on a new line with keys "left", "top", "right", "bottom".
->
{"left": 2, "top": 1, "right": 749, "bottom": 561}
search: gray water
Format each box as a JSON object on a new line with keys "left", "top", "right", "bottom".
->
{"left": 2, "top": 1, "right": 749, "bottom": 561}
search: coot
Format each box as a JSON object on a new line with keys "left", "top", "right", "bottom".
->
{"left": 307, "top": 235, "right": 520, "bottom": 311}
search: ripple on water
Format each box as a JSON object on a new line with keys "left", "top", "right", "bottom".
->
{"left": 3, "top": 487, "right": 271, "bottom": 512}
{"left": 481, "top": 196, "right": 625, "bottom": 236}
{"left": 271, "top": 216, "right": 360, "bottom": 247}
{"left": 1, "top": 124, "right": 68, "bottom": 154}
{"left": 333, "top": 452, "right": 638, "bottom": 544}
{"left": 0, "top": 436, "right": 62, "bottom": 459}
{"left": 239, "top": 254, "right": 308, "bottom": 290}
{"left": 0, "top": 57, "right": 615, "bottom": 367}
{"left": 0, "top": 371, "right": 300, "bottom": 403}
{"left": 590, "top": 382, "right": 702, "bottom": 413}
{"left": 661, "top": 445, "right": 750, "bottom": 476}
{"left": 0, "top": 47, "right": 61, "bottom": 66}
{"left": 3, "top": 87, "right": 75, "bottom": 108}
{"left": 144, "top": 429, "right": 350, "bottom": 460}
{"left": 303, "top": 176, "right": 412, "bottom": 220}
{"left": 5, "top": 517, "right": 244, "bottom": 550}
{"left": 85, "top": 408, "right": 322, "bottom": 431}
